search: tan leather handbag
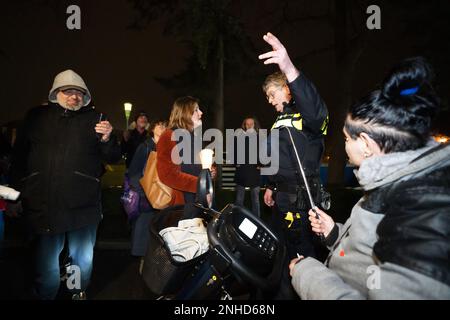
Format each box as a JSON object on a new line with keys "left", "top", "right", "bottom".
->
{"left": 140, "top": 151, "right": 173, "bottom": 210}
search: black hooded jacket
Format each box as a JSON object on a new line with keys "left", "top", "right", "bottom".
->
{"left": 10, "top": 103, "right": 121, "bottom": 235}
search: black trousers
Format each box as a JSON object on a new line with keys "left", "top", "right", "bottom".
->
{"left": 272, "top": 191, "right": 316, "bottom": 259}
{"left": 269, "top": 191, "right": 316, "bottom": 300}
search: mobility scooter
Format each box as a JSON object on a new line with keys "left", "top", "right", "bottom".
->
{"left": 142, "top": 169, "right": 286, "bottom": 300}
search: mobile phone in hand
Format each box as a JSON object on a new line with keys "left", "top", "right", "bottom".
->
{"left": 98, "top": 113, "right": 107, "bottom": 123}
{"left": 97, "top": 113, "right": 107, "bottom": 140}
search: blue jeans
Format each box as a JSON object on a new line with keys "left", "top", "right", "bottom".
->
{"left": 31, "top": 223, "right": 98, "bottom": 300}
{"left": 235, "top": 185, "right": 261, "bottom": 217}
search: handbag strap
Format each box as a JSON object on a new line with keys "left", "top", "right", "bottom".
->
{"left": 142, "top": 139, "right": 154, "bottom": 176}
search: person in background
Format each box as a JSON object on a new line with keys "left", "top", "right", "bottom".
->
{"left": 127, "top": 119, "right": 167, "bottom": 273}
{"left": 289, "top": 57, "right": 450, "bottom": 299}
{"left": 7, "top": 69, "right": 121, "bottom": 300}
{"left": 122, "top": 111, "right": 149, "bottom": 168}
{"left": 234, "top": 116, "right": 262, "bottom": 217}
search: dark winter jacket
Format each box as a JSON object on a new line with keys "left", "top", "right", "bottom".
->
{"left": 234, "top": 130, "right": 261, "bottom": 188}
{"left": 10, "top": 103, "right": 121, "bottom": 235}
{"left": 122, "top": 128, "right": 149, "bottom": 168}
{"left": 127, "top": 138, "right": 155, "bottom": 211}
{"left": 267, "top": 73, "right": 328, "bottom": 188}
{"left": 292, "top": 141, "right": 450, "bottom": 299}
{"left": 156, "top": 128, "right": 200, "bottom": 207}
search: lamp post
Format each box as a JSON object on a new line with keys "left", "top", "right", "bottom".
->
{"left": 124, "top": 102, "right": 133, "bottom": 130}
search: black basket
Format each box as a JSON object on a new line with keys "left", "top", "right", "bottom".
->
{"left": 142, "top": 205, "right": 209, "bottom": 296}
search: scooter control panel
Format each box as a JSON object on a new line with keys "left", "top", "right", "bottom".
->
{"left": 238, "top": 218, "right": 277, "bottom": 259}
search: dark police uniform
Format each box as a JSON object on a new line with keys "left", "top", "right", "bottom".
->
{"left": 266, "top": 72, "right": 328, "bottom": 260}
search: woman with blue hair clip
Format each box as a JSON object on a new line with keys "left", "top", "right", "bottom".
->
{"left": 289, "top": 57, "right": 450, "bottom": 299}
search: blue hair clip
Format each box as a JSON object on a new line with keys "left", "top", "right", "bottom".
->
{"left": 400, "top": 87, "right": 419, "bottom": 96}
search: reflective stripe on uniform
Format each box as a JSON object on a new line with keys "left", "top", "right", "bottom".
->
{"left": 272, "top": 113, "right": 303, "bottom": 130}
{"left": 271, "top": 113, "right": 328, "bottom": 136}
{"left": 284, "top": 211, "right": 302, "bottom": 228}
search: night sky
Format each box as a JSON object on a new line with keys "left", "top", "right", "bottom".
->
{"left": 1, "top": 0, "right": 449, "bottom": 135}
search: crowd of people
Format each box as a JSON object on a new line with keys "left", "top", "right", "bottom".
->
{"left": 0, "top": 32, "right": 449, "bottom": 300}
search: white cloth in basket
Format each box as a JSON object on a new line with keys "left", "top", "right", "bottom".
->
{"left": 159, "top": 218, "right": 209, "bottom": 262}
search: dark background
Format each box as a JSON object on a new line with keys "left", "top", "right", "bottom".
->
{"left": 0, "top": 0, "right": 450, "bottom": 139}
{"left": 1, "top": 0, "right": 449, "bottom": 300}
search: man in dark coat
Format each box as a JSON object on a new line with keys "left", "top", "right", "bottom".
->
{"left": 8, "top": 69, "right": 121, "bottom": 300}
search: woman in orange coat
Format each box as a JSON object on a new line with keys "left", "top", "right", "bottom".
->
{"left": 156, "top": 96, "right": 205, "bottom": 206}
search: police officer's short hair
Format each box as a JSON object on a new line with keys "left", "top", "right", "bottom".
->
{"left": 262, "top": 71, "right": 287, "bottom": 93}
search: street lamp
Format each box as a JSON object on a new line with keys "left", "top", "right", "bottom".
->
{"left": 124, "top": 102, "right": 133, "bottom": 130}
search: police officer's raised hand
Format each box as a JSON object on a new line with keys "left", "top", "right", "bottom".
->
{"left": 95, "top": 121, "right": 113, "bottom": 142}
{"left": 258, "top": 32, "right": 300, "bottom": 82}
{"left": 308, "top": 207, "right": 335, "bottom": 238}
{"left": 264, "top": 189, "right": 275, "bottom": 207}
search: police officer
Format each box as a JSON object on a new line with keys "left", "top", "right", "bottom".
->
{"left": 259, "top": 33, "right": 328, "bottom": 298}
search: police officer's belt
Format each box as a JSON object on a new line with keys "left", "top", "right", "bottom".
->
{"left": 276, "top": 176, "right": 320, "bottom": 194}
{"left": 276, "top": 184, "right": 301, "bottom": 194}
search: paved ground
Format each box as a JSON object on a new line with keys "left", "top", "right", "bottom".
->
{"left": 0, "top": 248, "right": 156, "bottom": 300}
{"left": 0, "top": 185, "right": 361, "bottom": 300}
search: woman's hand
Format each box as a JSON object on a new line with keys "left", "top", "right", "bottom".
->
{"left": 289, "top": 255, "right": 304, "bottom": 277}
{"left": 308, "top": 207, "right": 335, "bottom": 238}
